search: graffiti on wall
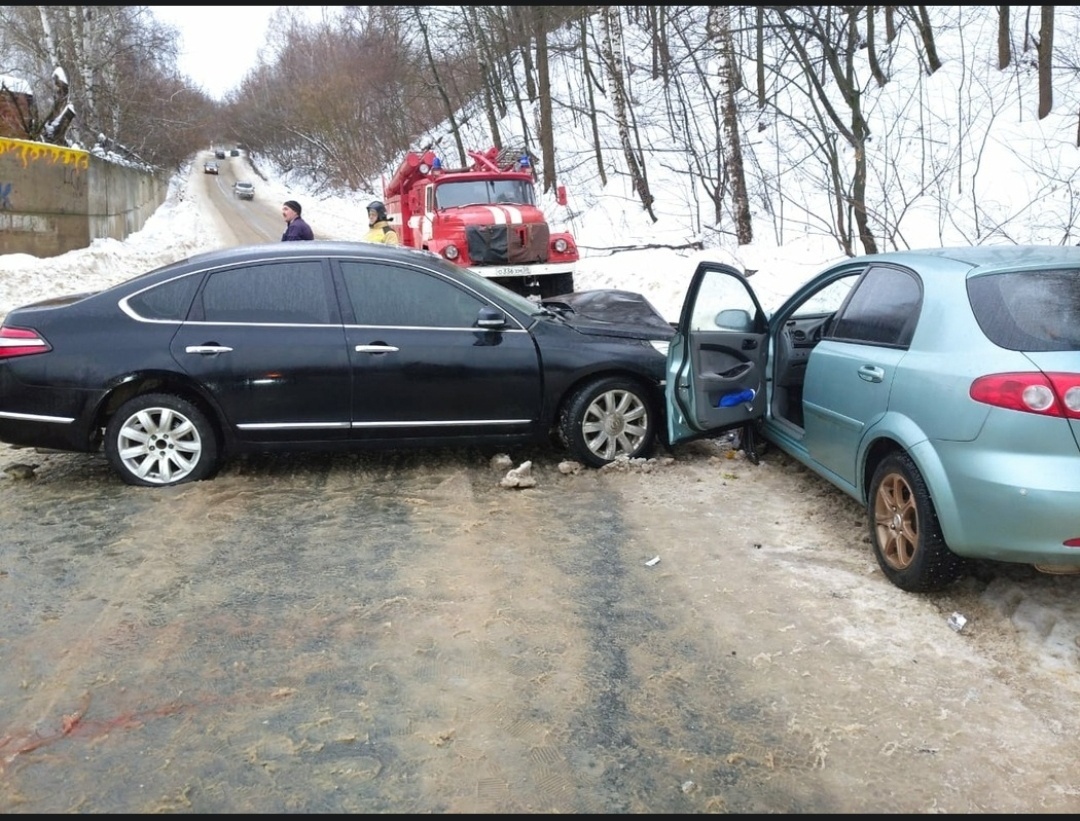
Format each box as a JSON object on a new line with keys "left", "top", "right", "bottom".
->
{"left": 0, "top": 182, "right": 10, "bottom": 210}
{"left": 0, "top": 137, "right": 89, "bottom": 171}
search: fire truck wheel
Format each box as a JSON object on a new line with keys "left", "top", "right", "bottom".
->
{"left": 559, "top": 376, "right": 656, "bottom": 468}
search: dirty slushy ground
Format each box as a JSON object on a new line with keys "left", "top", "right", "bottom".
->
{"left": 2, "top": 438, "right": 1080, "bottom": 812}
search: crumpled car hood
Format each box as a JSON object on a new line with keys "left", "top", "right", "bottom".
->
{"left": 541, "top": 289, "right": 675, "bottom": 340}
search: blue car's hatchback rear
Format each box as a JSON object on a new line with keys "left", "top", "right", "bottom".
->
{"left": 666, "top": 245, "right": 1080, "bottom": 591}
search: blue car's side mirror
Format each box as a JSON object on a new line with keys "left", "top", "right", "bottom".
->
{"left": 715, "top": 308, "right": 752, "bottom": 332}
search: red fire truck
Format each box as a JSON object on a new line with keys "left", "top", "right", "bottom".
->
{"left": 383, "top": 145, "right": 578, "bottom": 298}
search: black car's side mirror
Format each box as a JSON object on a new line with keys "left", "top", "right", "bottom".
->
{"left": 477, "top": 306, "right": 506, "bottom": 329}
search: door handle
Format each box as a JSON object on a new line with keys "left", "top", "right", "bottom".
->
{"left": 185, "top": 345, "right": 233, "bottom": 355}
{"left": 355, "top": 344, "right": 400, "bottom": 353}
{"left": 858, "top": 365, "right": 885, "bottom": 383}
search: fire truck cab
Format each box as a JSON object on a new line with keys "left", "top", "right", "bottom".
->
{"left": 383, "top": 146, "right": 578, "bottom": 298}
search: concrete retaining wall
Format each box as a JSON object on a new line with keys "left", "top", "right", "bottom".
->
{"left": 0, "top": 137, "right": 168, "bottom": 258}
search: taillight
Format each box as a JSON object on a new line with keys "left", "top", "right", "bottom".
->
{"left": 970, "top": 372, "right": 1080, "bottom": 418}
{"left": 0, "top": 326, "right": 52, "bottom": 359}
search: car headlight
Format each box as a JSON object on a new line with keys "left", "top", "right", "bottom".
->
{"left": 443, "top": 245, "right": 459, "bottom": 260}
{"left": 553, "top": 238, "right": 568, "bottom": 253}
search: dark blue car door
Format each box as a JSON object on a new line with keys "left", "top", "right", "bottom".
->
{"left": 335, "top": 259, "right": 542, "bottom": 440}
{"left": 170, "top": 259, "right": 352, "bottom": 443}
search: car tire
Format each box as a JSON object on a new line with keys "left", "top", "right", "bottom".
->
{"left": 559, "top": 377, "right": 656, "bottom": 467}
{"left": 868, "top": 452, "right": 965, "bottom": 592}
{"left": 105, "top": 393, "right": 218, "bottom": 487}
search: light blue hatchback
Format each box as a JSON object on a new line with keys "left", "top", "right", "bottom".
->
{"left": 666, "top": 245, "right": 1080, "bottom": 592}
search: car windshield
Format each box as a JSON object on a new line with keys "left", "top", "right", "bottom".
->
{"left": 435, "top": 179, "right": 536, "bottom": 208}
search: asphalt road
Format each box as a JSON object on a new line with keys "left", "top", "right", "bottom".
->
{"left": 198, "top": 153, "right": 286, "bottom": 244}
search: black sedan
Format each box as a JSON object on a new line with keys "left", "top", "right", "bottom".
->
{"left": 0, "top": 242, "right": 673, "bottom": 487}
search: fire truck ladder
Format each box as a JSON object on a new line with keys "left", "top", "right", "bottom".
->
{"left": 491, "top": 145, "right": 530, "bottom": 170}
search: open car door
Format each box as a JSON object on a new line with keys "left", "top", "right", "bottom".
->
{"left": 666, "top": 261, "right": 768, "bottom": 445}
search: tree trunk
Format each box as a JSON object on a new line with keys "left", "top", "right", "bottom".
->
{"left": 913, "top": 6, "right": 943, "bottom": 74}
{"left": 713, "top": 7, "right": 752, "bottom": 244}
{"left": 776, "top": 7, "right": 877, "bottom": 254}
{"left": 412, "top": 8, "right": 465, "bottom": 165}
{"left": 1038, "top": 6, "right": 1053, "bottom": 119}
{"left": 866, "top": 6, "right": 889, "bottom": 86}
{"left": 533, "top": 7, "right": 556, "bottom": 193}
{"left": 997, "top": 5, "right": 1012, "bottom": 69}
{"left": 755, "top": 7, "right": 766, "bottom": 107}
{"left": 510, "top": 6, "right": 537, "bottom": 101}
{"left": 579, "top": 12, "right": 607, "bottom": 186}
{"left": 599, "top": 6, "right": 655, "bottom": 220}
{"left": 656, "top": 6, "right": 672, "bottom": 87}
{"left": 467, "top": 7, "right": 503, "bottom": 150}
{"left": 885, "top": 5, "right": 897, "bottom": 43}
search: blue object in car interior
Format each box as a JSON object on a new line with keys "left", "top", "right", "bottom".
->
{"left": 718, "top": 388, "right": 755, "bottom": 407}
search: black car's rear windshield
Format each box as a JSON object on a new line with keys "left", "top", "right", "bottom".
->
{"left": 968, "top": 269, "right": 1080, "bottom": 351}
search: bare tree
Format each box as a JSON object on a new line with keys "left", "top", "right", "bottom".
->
{"left": 465, "top": 6, "right": 504, "bottom": 151}
{"left": 0, "top": 5, "right": 208, "bottom": 168}
{"left": 997, "top": 5, "right": 1012, "bottom": 69}
{"left": 578, "top": 10, "right": 607, "bottom": 186}
{"left": 532, "top": 7, "right": 556, "bottom": 193}
{"left": 912, "top": 5, "right": 943, "bottom": 74}
{"left": 755, "top": 7, "right": 766, "bottom": 107}
{"left": 1037, "top": 5, "right": 1053, "bottom": 119}
{"left": 866, "top": 5, "right": 890, "bottom": 86}
{"left": 773, "top": 7, "right": 878, "bottom": 254}
{"left": 598, "top": 5, "right": 655, "bottom": 220}
{"left": 708, "top": 6, "right": 752, "bottom": 244}
{"left": 411, "top": 7, "right": 466, "bottom": 164}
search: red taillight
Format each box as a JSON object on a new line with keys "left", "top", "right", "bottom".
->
{"left": 970, "top": 372, "right": 1080, "bottom": 419}
{"left": 0, "top": 325, "right": 52, "bottom": 359}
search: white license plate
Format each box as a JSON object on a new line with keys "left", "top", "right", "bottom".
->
{"left": 491, "top": 266, "right": 528, "bottom": 277}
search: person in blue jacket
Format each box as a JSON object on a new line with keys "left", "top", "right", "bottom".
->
{"left": 281, "top": 200, "right": 314, "bottom": 241}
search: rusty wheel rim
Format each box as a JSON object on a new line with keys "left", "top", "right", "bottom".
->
{"left": 873, "top": 471, "right": 919, "bottom": 570}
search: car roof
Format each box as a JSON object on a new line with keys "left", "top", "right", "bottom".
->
{"left": 861, "top": 244, "right": 1080, "bottom": 274}
{"left": 183, "top": 241, "right": 433, "bottom": 267}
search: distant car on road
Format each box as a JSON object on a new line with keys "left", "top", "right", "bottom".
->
{"left": 203, "top": 161, "right": 219, "bottom": 175}
{"left": 214, "top": 149, "right": 226, "bottom": 159}
{"left": 230, "top": 148, "right": 240, "bottom": 157}
{"left": 0, "top": 242, "right": 673, "bottom": 487}
{"left": 233, "top": 181, "right": 254, "bottom": 200}
{"left": 666, "top": 244, "right": 1080, "bottom": 592}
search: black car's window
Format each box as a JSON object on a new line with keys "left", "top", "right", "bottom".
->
{"left": 340, "top": 261, "right": 485, "bottom": 327}
{"left": 830, "top": 265, "right": 921, "bottom": 347}
{"left": 126, "top": 273, "right": 202, "bottom": 321}
{"left": 199, "top": 262, "right": 332, "bottom": 324}
{"left": 968, "top": 269, "right": 1080, "bottom": 352}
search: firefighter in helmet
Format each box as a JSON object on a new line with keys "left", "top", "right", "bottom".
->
{"left": 365, "top": 200, "right": 399, "bottom": 245}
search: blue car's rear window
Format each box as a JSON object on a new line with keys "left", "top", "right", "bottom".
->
{"left": 968, "top": 270, "right": 1080, "bottom": 352}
